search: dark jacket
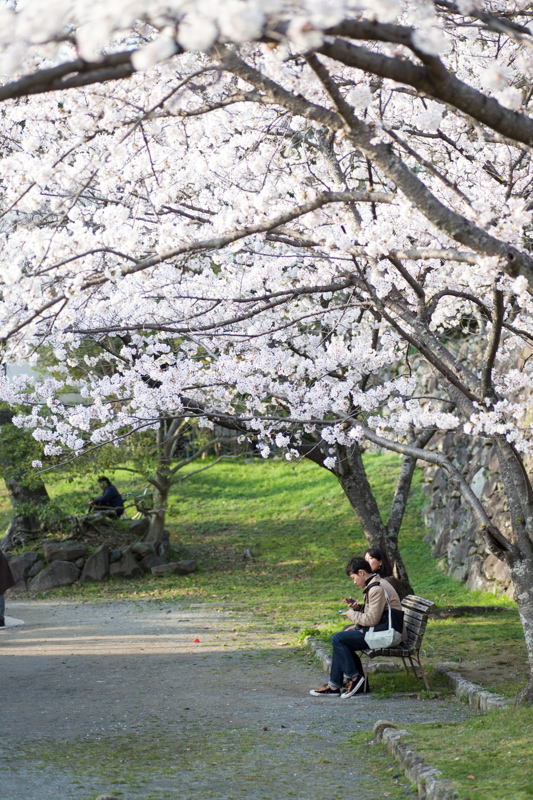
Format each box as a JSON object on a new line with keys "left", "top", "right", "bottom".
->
{"left": 0, "top": 550, "right": 15, "bottom": 595}
{"left": 93, "top": 484, "right": 124, "bottom": 512}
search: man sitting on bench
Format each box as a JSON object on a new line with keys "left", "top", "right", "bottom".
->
{"left": 310, "top": 556, "right": 406, "bottom": 698}
{"left": 88, "top": 476, "right": 125, "bottom": 518}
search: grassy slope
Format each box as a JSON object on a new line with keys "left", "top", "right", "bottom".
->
{"left": 2, "top": 453, "right": 531, "bottom": 799}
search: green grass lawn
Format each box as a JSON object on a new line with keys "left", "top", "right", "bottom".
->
{"left": 2, "top": 452, "right": 532, "bottom": 800}
{"left": 402, "top": 706, "right": 533, "bottom": 800}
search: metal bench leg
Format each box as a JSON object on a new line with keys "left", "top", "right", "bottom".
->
{"left": 416, "top": 653, "right": 430, "bottom": 691}
{"left": 363, "top": 658, "right": 370, "bottom": 692}
{"left": 407, "top": 651, "right": 430, "bottom": 691}
{"left": 407, "top": 653, "right": 419, "bottom": 678}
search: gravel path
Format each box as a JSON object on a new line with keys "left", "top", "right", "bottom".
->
{"left": 1, "top": 600, "right": 471, "bottom": 800}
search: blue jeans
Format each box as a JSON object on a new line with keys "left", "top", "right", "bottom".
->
{"left": 0, "top": 593, "right": 5, "bottom": 620}
{"left": 328, "top": 629, "right": 367, "bottom": 689}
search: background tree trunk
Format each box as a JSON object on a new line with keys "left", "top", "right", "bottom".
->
{"left": 0, "top": 407, "right": 49, "bottom": 552}
{"left": 145, "top": 421, "right": 173, "bottom": 550}
{"left": 145, "top": 480, "right": 170, "bottom": 550}
{"left": 1, "top": 478, "right": 50, "bottom": 551}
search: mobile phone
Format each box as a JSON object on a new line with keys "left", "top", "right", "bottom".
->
{"left": 337, "top": 610, "right": 346, "bottom": 614}
{"left": 344, "top": 598, "right": 356, "bottom": 604}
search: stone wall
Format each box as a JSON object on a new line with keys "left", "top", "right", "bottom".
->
{"left": 421, "top": 433, "right": 515, "bottom": 599}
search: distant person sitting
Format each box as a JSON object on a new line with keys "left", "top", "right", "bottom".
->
{"left": 89, "top": 476, "right": 124, "bottom": 518}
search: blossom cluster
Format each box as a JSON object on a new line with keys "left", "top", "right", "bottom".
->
{"left": 0, "top": 1, "right": 533, "bottom": 468}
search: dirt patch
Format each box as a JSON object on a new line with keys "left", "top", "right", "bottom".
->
{"left": 448, "top": 657, "right": 524, "bottom": 694}
{"left": 429, "top": 606, "right": 508, "bottom": 618}
{"left": 25, "top": 521, "right": 140, "bottom": 553}
{"left": 0, "top": 599, "right": 472, "bottom": 800}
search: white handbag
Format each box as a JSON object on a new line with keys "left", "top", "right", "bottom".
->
{"left": 364, "top": 584, "right": 403, "bottom": 649}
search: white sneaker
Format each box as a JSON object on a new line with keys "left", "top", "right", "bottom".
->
{"left": 309, "top": 684, "right": 341, "bottom": 696}
{"left": 340, "top": 675, "right": 365, "bottom": 698}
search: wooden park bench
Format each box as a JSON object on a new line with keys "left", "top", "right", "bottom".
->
{"left": 362, "top": 594, "right": 435, "bottom": 691}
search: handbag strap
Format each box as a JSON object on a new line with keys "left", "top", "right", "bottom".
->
{"left": 381, "top": 584, "right": 393, "bottom": 629}
{"left": 366, "top": 581, "right": 393, "bottom": 632}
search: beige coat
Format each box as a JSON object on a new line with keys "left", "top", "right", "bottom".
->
{"left": 345, "top": 576, "right": 407, "bottom": 642}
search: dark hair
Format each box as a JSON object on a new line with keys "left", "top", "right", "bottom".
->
{"left": 365, "top": 547, "right": 393, "bottom": 578}
{"left": 97, "top": 476, "right": 111, "bottom": 486}
{"left": 346, "top": 556, "right": 372, "bottom": 576}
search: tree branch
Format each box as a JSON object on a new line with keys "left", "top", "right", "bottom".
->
{"left": 218, "top": 49, "right": 533, "bottom": 287}
{"left": 318, "top": 35, "right": 533, "bottom": 147}
{"left": 386, "top": 426, "right": 436, "bottom": 537}
{"left": 351, "top": 420, "right": 518, "bottom": 559}
{"left": 0, "top": 52, "right": 138, "bottom": 101}
{"left": 169, "top": 437, "right": 223, "bottom": 474}
{"left": 481, "top": 284, "right": 505, "bottom": 398}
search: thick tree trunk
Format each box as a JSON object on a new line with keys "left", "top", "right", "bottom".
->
{"left": 335, "top": 442, "right": 386, "bottom": 544}
{"left": 335, "top": 443, "right": 414, "bottom": 595}
{"left": 0, "top": 407, "right": 49, "bottom": 551}
{"left": 384, "top": 453, "right": 419, "bottom": 594}
{"left": 2, "top": 478, "right": 49, "bottom": 551}
{"left": 380, "top": 536, "right": 413, "bottom": 598}
{"left": 508, "top": 554, "right": 533, "bottom": 704}
{"left": 145, "top": 481, "right": 170, "bottom": 550}
{"left": 489, "top": 434, "right": 533, "bottom": 704}
{"left": 144, "top": 421, "right": 172, "bottom": 551}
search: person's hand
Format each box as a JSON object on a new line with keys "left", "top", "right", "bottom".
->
{"left": 347, "top": 600, "right": 360, "bottom": 610}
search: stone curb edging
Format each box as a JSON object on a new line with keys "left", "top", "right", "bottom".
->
{"left": 305, "top": 637, "right": 456, "bottom": 799}
{"left": 304, "top": 636, "right": 332, "bottom": 673}
{"left": 304, "top": 639, "right": 512, "bottom": 798}
{"left": 373, "top": 721, "right": 458, "bottom": 800}
{"left": 433, "top": 664, "right": 512, "bottom": 711}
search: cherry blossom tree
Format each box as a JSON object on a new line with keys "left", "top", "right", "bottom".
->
{"left": 3, "top": 0, "right": 533, "bottom": 699}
